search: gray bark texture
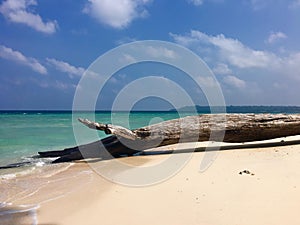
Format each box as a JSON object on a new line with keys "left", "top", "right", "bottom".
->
{"left": 38, "top": 113, "right": 300, "bottom": 163}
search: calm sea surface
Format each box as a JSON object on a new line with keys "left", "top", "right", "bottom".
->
{"left": 0, "top": 107, "right": 300, "bottom": 175}
{"left": 0, "top": 111, "right": 186, "bottom": 169}
{"left": 0, "top": 108, "right": 300, "bottom": 220}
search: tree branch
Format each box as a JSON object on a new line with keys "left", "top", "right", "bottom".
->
{"left": 78, "top": 118, "right": 137, "bottom": 140}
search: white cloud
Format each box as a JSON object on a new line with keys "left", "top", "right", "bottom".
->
{"left": 171, "top": 30, "right": 300, "bottom": 84}
{"left": 35, "top": 79, "right": 76, "bottom": 90}
{"left": 170, "top": 30, "right": 300, "bottom": 105}
{"left": 118, "top": 53, "right": 137, "bottom": 64}
{"left": 187, "top": 0, "right": 204, "bottom": 6}
{"left": 281, "top": 52, "right": 300, "bottom": 80}
{"left": 83, "top": 0, "right": 151, "bottom": 29}
{"left": 115, "top": 37, "right": 137, "bottom": 45}
{"left": 145, "top": 46, "right": 178, "bottom": 59}
{"left": 0, "top": 0, "right": 58, "bottom": 34}
{"left": 47, "top": 58, "right": 85, "bottom": 77}
{"left": 0, "top": 45, "right": 47, "bottom": 74}
{"left": 266, "top": 31, "right": 287, "bottom": 44}
{"left": 212, "top": 63, "right": 232, "bottom": 75}
{"left": 172, "top": 30, "right": 280, "bottom": 69}
{"left": 196, "top": 76, "right": 220, "bottom": 88}
{"left": 223, "top": 75, "right": 246, "bottom": 89}
{"left": 169, "top": 32, "right": 197, "bottom": 46}
{"left": 54, "top": 80, "right": 76, "bottom": 90}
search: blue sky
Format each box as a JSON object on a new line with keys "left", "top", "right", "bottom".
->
{"left": 1, "top": 0, "right": 300, "bottom": 110}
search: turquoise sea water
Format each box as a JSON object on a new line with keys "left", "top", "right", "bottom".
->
{"left": 1, "top": 107, "right": 300, "bottom": 173}
{"left": 0, "top": 111, "right": 187, "bottom": 169}
{"left": 1, "top": 107, "right": 300, "bottom": 221}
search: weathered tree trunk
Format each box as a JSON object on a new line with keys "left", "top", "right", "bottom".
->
{"left": 38, "top": 114, "right": 300, "bottom": 163}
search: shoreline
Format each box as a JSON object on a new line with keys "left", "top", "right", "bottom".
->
{"left": 1, "top": 137, "right": 300, "bottom": 224}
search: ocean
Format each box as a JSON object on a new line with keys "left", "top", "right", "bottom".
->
{"left": 1, "top": 106, "right": 300, "bottom": 172}
{"left": 0, "top": 111, "right": 187, "bottom": 172}
{"left": 0, "top": 110, "right": 189, "bottom": 219}
{"left": 1, "top": 107, "right": 300, "bottom": 223}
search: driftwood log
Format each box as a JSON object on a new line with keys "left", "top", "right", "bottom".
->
{"left": 38, "top": 113, "right": 300, "bottom": 163}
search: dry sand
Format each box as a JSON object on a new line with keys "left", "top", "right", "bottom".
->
{"left": 3, "top": 137, "right": 300, "bottom": 225}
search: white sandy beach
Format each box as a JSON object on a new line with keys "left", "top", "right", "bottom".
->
{"left": 2, "top": 137, "right": 300, "bottom": 225}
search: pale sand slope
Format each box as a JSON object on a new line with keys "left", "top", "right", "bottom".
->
{"left": 37, "top": 138, "right": 300, "bottom": 225}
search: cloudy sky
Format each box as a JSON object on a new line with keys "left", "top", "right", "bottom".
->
{"left": 1, "top": 0, "right": 300, "bottom": 110}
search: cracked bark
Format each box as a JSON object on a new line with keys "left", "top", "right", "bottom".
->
{"left": 38, "top": 114, "right": 300, "bottom": 163}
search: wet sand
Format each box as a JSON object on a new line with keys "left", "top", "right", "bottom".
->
{"left": 2, "top": 137, "right": 300, "bottom": 225}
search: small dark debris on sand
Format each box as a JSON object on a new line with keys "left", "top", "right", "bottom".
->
{"left": 239, "top": 170, "right": 255, "bottom": 176}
